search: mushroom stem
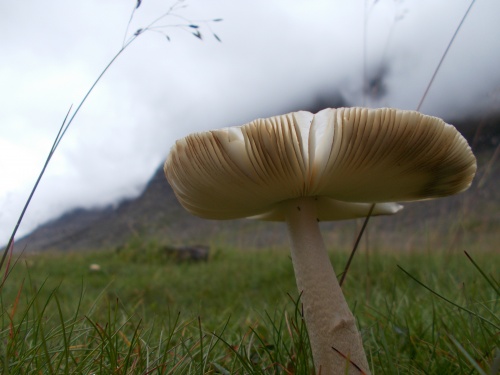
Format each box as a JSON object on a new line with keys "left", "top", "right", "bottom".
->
{"left": 285, "top": 198, "right": 370, "bottom": 375}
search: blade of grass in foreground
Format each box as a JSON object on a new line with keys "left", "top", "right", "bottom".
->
{"left": 447, "top": 333, "right": 488, "bottom": 375}
{"left": 464, "top": 251, "right": 500, "bottom": 295}
{"left": 397, "top": 265, "right": 499, "bottom": 330}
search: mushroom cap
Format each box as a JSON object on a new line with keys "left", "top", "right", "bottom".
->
{"left": 164, "top": 107, "right": 477, "bottom": 221}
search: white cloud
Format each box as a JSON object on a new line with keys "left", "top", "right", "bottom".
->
{"left": 1, "top": 0, "right": 499, "bottom": 244}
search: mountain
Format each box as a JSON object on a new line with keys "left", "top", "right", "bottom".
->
{"left": 13, "top": 115, "right": 500, "bottom": 254}
{"left": 13, "top": 165, "right": 291, "bottom": 252}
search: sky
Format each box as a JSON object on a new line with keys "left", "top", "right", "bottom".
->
{"left": 1, "top": 0, "right": 499, "bottom": 245}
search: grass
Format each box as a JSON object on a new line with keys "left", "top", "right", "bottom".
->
{"left": 2, "top": 1, "right": 498, "bottom": 374}
{"left": 0, "top": 245, "right": 498, "bottom": 374}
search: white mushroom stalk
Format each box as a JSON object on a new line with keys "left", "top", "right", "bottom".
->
{"left": 284, "top": 197, "right": 371, "bottom": 373}
{"left": 164, "top": 107, "right": 476, "bottom": 374}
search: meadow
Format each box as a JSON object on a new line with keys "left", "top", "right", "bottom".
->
{"left": 1, "top": 2, "right": 498, "bottom": 374}
{"left": 1, "top": 243, "right": 498, "bottom": 374}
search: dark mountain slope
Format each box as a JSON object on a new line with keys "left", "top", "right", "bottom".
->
{"left": 13, "top": 165, "right": 290, "bottom": 252}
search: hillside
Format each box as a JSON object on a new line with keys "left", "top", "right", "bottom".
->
{"left": 13, "top": 115, "right": 500, "bottom": 254}
{"left": 13, "top": 164, "right": 289, "bottom": 252}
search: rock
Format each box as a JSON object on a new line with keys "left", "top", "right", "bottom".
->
{"left": 161, "top": 245, "right": 209, "bottom": 263}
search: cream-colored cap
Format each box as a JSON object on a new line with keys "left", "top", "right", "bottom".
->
{"left": 165, "top": 107, "right": 476, "bottom": 221}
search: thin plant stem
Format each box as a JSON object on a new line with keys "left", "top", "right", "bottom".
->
{"left": 0, "top": 107, "right": 70, "bottom": 274}
{"left": 339, "top": 203, "right": 375, "bottom": 287}
{"left": 0, "top": 39, "right": 135, "bottom": 275}
{"left": 0, "top": 1, "right": 218, "bottom": 274}
{"left": 416, "top": 0, "right": 476, "bottom": 111}
{"left": 345, "top": 0, "right": 477, "bottom": 285}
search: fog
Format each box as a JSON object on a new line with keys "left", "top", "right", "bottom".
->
{"left": 1, "top": 0, "right": 499, "bottom": 244}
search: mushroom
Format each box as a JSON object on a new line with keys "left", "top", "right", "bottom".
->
{"left": 164, "top": 107, "right": 476, "bottom": 374}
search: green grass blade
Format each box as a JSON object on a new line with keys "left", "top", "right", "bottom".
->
{"left": 464, "top": 251, "right": 500, "bottom": 295}
{"left": 447, "top": 333, "right": 488, "bottom": 375}
{"left": 397, "top": 265, "right": 499, "bottom": 330}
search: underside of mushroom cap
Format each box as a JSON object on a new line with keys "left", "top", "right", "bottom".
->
{"left": 250, "top": 198, "right": 402, "bottom": 222}
{"left": 164, "top": 107, "right": 476, "bottom": 221}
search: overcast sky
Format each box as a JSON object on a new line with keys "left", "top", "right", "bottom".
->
{"left": 1, "top": 0, "right": 499, "bottom": 244}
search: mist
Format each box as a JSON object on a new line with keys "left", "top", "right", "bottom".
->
{"left": 1, "top": 0, "right": 499, "bottom": 244}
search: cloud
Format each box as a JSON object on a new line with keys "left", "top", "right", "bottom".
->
{"left": 1, "top": 0, "right": 499, "bottom": 244}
